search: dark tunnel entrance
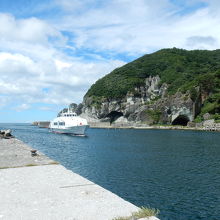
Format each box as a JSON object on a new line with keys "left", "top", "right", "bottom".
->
{"left": 172, "top": 115, "right": 189, "bottom": 126}
{"left": 106, "top": 111, "right": 123, "bottom": 124}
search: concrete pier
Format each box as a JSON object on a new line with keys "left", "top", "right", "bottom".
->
{"left": 0, "top": 138, "right": 159, "bottom": 220}
{"left": 32, "top": 121, "right": 50, "bottom": 128}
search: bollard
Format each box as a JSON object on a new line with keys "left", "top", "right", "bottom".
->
{"left": 31, "top": 149, "right": 37, "bottom": 157}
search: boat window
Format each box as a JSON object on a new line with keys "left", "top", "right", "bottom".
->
{"left": 67, "top": 114, "right": 70, "bottom": 117}
{"left": 58, "top": 122, "right": 65, "bottom": 126}
{"left": 54, "top": 122, "right": 57, "bottom": 125}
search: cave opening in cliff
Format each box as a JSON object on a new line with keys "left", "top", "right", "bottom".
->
{"left": 106, "top": 111, "right": 123, "bottom": 124}
{"left": 172, "top": 115, "right": 189, "bottom": 126}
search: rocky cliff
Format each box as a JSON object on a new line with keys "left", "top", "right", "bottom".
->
{"left": 81, "top": 75, "right": 202, "bottom": 126}
{"left": 67, "top": 48, "right": 220, "bottom": 126}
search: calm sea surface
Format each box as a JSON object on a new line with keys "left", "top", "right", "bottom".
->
{"left": 1, "top": 123, "right": 220, "bottom": 220}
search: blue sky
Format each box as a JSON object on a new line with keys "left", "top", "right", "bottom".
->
{"left": 0, "top": 0, "right": 219, "bottom": 122}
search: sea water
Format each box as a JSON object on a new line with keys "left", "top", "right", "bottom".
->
{"left": 1, "top": 123, "right": 220, "bottom": 220}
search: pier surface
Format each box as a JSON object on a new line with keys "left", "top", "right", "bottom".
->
{"left": 0, "top": 138, "right": 159, "bottom": 220}
{"left": 0, "top": 138, "right": 56, "bottom": 169}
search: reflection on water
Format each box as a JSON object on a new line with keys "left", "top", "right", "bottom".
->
{"left": 1, "top": 123, "right": 220, "bottom": 220}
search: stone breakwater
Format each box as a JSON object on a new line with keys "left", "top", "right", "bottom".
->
{"left": 0, "top": 138, "right": 160, "bottom": 220}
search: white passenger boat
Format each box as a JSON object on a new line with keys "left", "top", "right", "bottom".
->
{"left": 49, "top": 109, "right": 88, "bottom": 135}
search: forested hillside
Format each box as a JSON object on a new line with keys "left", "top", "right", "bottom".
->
{"left": 85, "top": 48, "right": 220, "bottom": 121}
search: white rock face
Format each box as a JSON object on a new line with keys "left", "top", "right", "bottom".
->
{"left": 82, "top": 75, "right": 199, "bottom": 126}
{"left": 127, "top": 96, "right": 135, "bottom": 105}
{"left": 171, "top": 107, "right": 193, "bottom": 122}
{"left": 112, "top": 116, "right": 128, "bottom": 125}
{"left": 203, "top": 119, "right": 215, "bottom": 126}
{"left": 139, "top": 217, "right": 160, "bottom": 220}
{"left": 83, "top": 76, "right": 164, "bottom": 119}
{"left": 146, "top": 75, "right": 160, "bottom": 96}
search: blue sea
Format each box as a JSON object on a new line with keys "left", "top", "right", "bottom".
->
{"left": 1, "top": 123, "right": 220, "bottom": 220}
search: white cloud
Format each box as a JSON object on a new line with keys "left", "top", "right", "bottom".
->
{"left": 186, "top": 35, "right": 217, "bottom": 49}
{"left": 0, "top": 96, "right": 10, "bottom": 109}
{"left": 0, "top": 12, "right": 125, "bottom": 110}
{"left": 0, "top": 13, "right": 68, "bottom": 64}
{"left": 56, "top": 0, "right": 220, "bottom": 54}
{"left": 0, "top": 50, "right": 125, "bottom": 108}
{"left": 0, "top": 13, "right": 62, "bottom": 44}
{"left": 55, "top": 59, "right": 72, "bottom": 71}
{"left": 14, "top": 103, "right": 31, "bottom": 112}
{"left": 38, "top": 106, "right": 54, "bottom": 111}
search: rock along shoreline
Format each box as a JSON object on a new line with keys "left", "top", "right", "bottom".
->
{"left": 89, "top": 122, "right": 220, "bottom": 132}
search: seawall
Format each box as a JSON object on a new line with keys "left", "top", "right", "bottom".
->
{"left": 89, "top": 122, "right": 220, "bottom": 132}
{"left": 0, "top": 138, "right": 159, "bottom": 220}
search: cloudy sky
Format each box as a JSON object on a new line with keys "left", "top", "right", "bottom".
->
{"left": 0, "top": 0, "right": 219, "bottom": 122}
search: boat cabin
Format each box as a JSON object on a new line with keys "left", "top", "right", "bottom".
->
{"left": 59, "top": 111, "right": 77, "bottom": 117}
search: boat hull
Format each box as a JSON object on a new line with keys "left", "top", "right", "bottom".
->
{"left": 50, "top": 125, "right": 88, "bottom": 135}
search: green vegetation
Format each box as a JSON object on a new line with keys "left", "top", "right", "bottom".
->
{"left": 113, "top": 206, "right": 160, "bottom": 220}
{"left": 146, "top": 109, "right": 162, "bottom": 124}
{"left": 201, "top": 93, "right": 220, "bottom": 114}
{"left": 48, "top": 161, "right": 59, "bottom": 165}
{"left": 85, "top": 48, "right": 220, "bottom": 120}
{"left": 194, "top": 115, "right": 203, "bottom": 123}
{"left": 113, "top": 217, "right": 129, "bottom": 220}
{"left": 88, "top": 95, "right": 106, "bottom": 108}
{"left": 133, "top": 207, "right": 160, "bottom": 218}
{"left": 195, "top": 91, "right": 220, "bottom": 122}
{"left": 86, "top": 48, "right": 220, "bottom": 98}
{"left": 25, "top": 164, "right": 37, "bottom": 167}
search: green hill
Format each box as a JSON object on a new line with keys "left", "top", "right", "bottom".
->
{"left": 85, "top": 48, "right": 220, "bottom": 121}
